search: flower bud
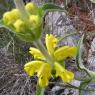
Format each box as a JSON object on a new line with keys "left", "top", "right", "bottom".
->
{"left": 14, "top": 19, "right": 26, "bottom": 32}
{"left": 3, "top": 12, "right": 11, "bottom": 25}
{"left": 25, "top": 2, "right": 38, "bottom": 14}
{"left": 3, "top": 9, "right": 20, "bottom": 25}
{"left": 11, "top": 9, "right": 20, "bottom": 18}
{"left": 29, "top": 15, "right": 41, "bottom": 28}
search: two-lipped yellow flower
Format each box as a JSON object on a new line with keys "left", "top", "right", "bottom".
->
{"left": 24, "top": 34, "right": 77, "bottom": 87}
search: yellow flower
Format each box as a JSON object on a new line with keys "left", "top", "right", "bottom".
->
{"left": 45, "top": 34, "right": 58, "bottom": 55}
{"left": 29, "top": 34, "right": 77, "bottom": 61}
{"left": 29, "top": 15, "right": 41, "bottom": 28}
{"left": 55, "top": 62, "right": 74, "bottom": 82}
{"left": 24, "top": 34, "right": 76, "bottom": 87}
{"left": 24, "top": 61, "right": 45, "bottom": 76}
{"left": 29, "top": 47, "right": 45, "bottom": 60}
{"left": 3, "top": 9, "right": 20, "bottom": 25}
{"left": 37, "top": 63, "right": 52, "bottom": 87}
{"left": 25, "top": 2, "right": 38, "bottom": 14}
{"left": 54, "top": 46, "right": 77, "bottom": 61}
{"left": 14, "top": 19, "right": 26, "bottom": 32}
{"left": 24, "top": 61, "right": 51, "bottom": 87}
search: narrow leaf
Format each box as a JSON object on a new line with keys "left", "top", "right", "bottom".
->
{"left": 0, "top": 19, "right": 16, "bottom": 33}
{"left": 76, "top": 35, "right": 85, "bottom": 69}
{"left": 41, "top": 3, "right": 64, "bottom": 12}
{"left": 58, "top": 33, "right": 77, "bottom": 44}
{"left": 79, "top": 79, "right": 91, "bottom": 95}
{"left": 76, "top": 35, "right": 92, "bottom": 76}
{"left": 0, "top": 19, "right": 5, "bottom": 28}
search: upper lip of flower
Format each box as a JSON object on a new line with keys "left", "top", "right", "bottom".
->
{"left": 29, "top": 34, "right": 77, "bottom": 61}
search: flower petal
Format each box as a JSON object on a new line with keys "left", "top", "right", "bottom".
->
{"left": 45, "top": 34, "right": 58, "bottom": 55}
{"left": 37, "top": 63, "right": 52, "bottom": 87}
{"left": 54, "top": 62, "right": 74, "bottom": 82}
{"left": 24, "top": 61, "right": 44, "bottom": 76}
{"left": 54, "top": 46, "right": 77, "bottom": 61}
{"left": 54, "top": 62, "right": 65, "bottom": 77}
{"left": 38, "top": 75, "right": 49, "bottom": 87}
{"left": 61, "top": 70, "right": 74, "bottom": 82}
{"left": 29, "top": 47, "right": 45, "bottom": 60}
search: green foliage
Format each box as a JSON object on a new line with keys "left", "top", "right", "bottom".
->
{"left": 76, "top": 35, "right": 90, "bottom": 75}
{"left": 79, "top": 79, "right": 91, "bottom": 95}
{"left": 41, "top": 3, "right": 64, "bottom": 12}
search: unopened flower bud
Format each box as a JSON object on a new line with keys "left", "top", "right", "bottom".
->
{"left": 3, "top": 12, "right": 11, "bottom": 25}
{"left": 25, "top": 2, "right": 38, "bottom": 14}
{"left": 11, "top": 9, "right": 20, "bottom": 18}
{"left": 3, "top": 9, "right": 20, "bottom": 25}
{"left": 14, "top": 19, "right": 26, "bottom": 32}
{"left": 29, "top": 15, "right": 41, "bottom": 28}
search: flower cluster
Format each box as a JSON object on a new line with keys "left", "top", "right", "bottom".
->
{"left": 3, "top": 2, "right": 43, "bottom": 42}
{"left": 24, "top": 34, "right": 77, "bottom": 87}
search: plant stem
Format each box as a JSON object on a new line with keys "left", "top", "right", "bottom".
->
{"left": 58, "top": 32, "right": 77, "bottom": 44}
{"left": 14, "top": 0, "right": 29, "bottom": 20}
{"left": 49, "top": 82, "right": 95, "bottom": 92}
{"left": 33, "top": 39, "right": 54, "bottom": 65}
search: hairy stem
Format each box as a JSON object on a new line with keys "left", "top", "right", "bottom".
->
{"left": 14, "top": 0, "right": 29, "bottom": 20}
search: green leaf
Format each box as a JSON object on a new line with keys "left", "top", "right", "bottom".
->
{"left": 50, "top": 82, "right": 95, "bottom": 92}
{"left": 41, "top": 3, "right": 64, "bottom": 12}
{"left": 0, "top": 19, "right": 13, "bottom": 31}
{"left": 0, "top": 19, "right": 16, "bottom": 33}
{"left": 76, "top": 35, "right": 91, "bottom": 76}
{"left": 0, "top": 19, "right": 5, "bottom": 28}
{"left": 76, "top": 35, "right": 84, "bottom": 69}
{"left": 76, "top": 35, "right": 95, "bottom": 82}
{"left": 79, "top": 79, "right": 91, "bottom": 95}
{"left": 36, "top": 84, "right": 45, "bottom": 95}
{"left": 58, "top": 33, "right": 77, "bottom": 44}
